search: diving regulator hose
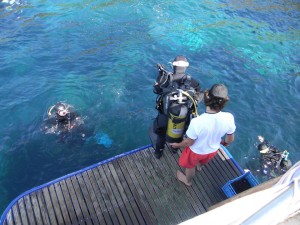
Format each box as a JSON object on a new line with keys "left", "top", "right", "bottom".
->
{"left": 47, "top": 104, "right": 56, "bottom": 116}
{"left": 181, "top": 90, "right": 199, "bottom": 117}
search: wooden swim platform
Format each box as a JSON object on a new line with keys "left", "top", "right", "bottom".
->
{"left": 1, "top": 145, "right": 244, "bottom": 225}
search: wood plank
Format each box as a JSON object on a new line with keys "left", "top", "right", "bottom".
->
{"left": 42, "top": 187, "right": 58, "bottom": 224}
{"left": 128, "top": 151, "right": 169, "bottom": 225}
{"left": 35, "top": 189, "right": 51, "bottom": 225}
{"left": 48, "top": 184, "right": 65, "bottom": 224}
{"left": 107, "top": 162, "right": 142, "bottom": 225}
{"left": 170, "top": 149, "right": 223, "bottom": 207}
{"left": 92, "top": 165, "right": 122, "bottom": 225}
{"left": 162, "top": 147, "right": 208, "bottom": 213}
{"left": 23, "top": 194, "right": 37, "bottom": 224}
{"left": 182, "top": 151, "right": 230, "bottom": 204}
{"left": 204, "top": 160, "right": 228, "bottom": 200}
{"left": 148, "top": 149, "right": 191, "bottom": 217}
{"left": 70, "top": 175, "right": 94, "bottom": 225}
{"left": 213, "top": 153, "right": 239, "bottom": 180}
{"left": 208, "top": 153, "right": 241, "bottom": 192}
{"left": 169, "top": 148, "right": 215, "bottom": 209}
{"left": 132, "top": 150, "right": 174, "bottom": 225}
{"left": 65, "top": 178, "right": 85, "bottom": 224}
{"left": 102, "top": 163, "right": 133, "bottom": 224}
{"left": 29, "top": 192, "right": 44, "bottom": 225}
{"left": 124, "top": 153, "right": 167, "bottom": 224}
{"left": 112, "top": 159, "right": 150, "bottom": 225}
{"left": 154, "top": 147, "right": 206, "bottom": 216}
{"left": 197, "top": 162, "right": 226, "bottom": 204}
{"left": 86, "top": 169, "right": 114, "bottom": 224}
{"left": 219, "top": 148, "right": 242, "bottom": 175}
{"left": 191, "top": 170, "right": 216, "bottom": 209}
{"left": 11, "top": 203, "right": 22, "bottom": 225}
{"left": 141, "top": 149, "right": 191, "bottom": 222}
{"left": 206, "top": 157, "right": 230, "bottom": 186}
{"left": 59, "top": 179, "right": 79, "bottom": 224}
{"left": 96, "top": 165, "right": 127, "bottom": 225}
{"left": 1, "top": 145, "right": 245, "bottom": 225}
{"left": 207, "top": 152, "right": 242, "bottom": 192}
{"left": 81, "top": 170, "right": 108, "bottom": 224}
{"left": 119, "top": 154, "right": 158, "bottom": 225}
{"left": 53, "top": 182, "right": 72, "bottom": 225}
{"left": 3, "top": 209, "right": 12, "bottom": 225}
{"left": 76, "top": 173, "right": 100, "bottom": 224}
{"left": 220, "top": 150, "right": 242, "bottom": 177}
{"left": 18, "top": 198, "right": 29, "bottom": 225}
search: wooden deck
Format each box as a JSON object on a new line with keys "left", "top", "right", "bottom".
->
{"left": 1, "top": 145, "right": 242, "bottom": 225}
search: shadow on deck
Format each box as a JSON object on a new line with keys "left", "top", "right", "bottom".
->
{"left": 1, "top": 145, "right": 243, "bottom": 225}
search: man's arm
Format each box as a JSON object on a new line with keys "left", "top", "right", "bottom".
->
{"left": 170, "top": 137, "right": 195, "bottom": 149}
{"left": 225, "top": 133, "right": 235, "bottom": 144}
{"left": 221, "top": 133, "right": 235, "bottom": 146}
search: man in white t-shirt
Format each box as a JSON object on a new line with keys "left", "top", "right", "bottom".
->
{"left": 170, "top": 84, "right": 236, "bottom": 186}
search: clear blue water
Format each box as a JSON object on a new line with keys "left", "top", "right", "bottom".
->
{"left": 0, "top": 0, "right": 299, "bottom": 214}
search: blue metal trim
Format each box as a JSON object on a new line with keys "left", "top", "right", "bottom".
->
{"left": 220, "top": 145, "right": 245, "bottom": 174}
{"left": 0, "top": 144, "right": 152, "bottom": 224}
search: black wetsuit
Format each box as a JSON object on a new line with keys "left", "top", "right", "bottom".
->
{"left": 260, "top": 146, "right": 291, "bottom": 177}
{"left": 153, "top": 72, "right": 201, "bottom": 153}
{"left": 43, "top": 105, "right": 87, "bottom": 144}
{"left": 56, "top": 112, "right": 76, "bottom": 131}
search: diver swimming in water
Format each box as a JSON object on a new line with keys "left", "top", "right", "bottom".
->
{"left": 257, "top": 136, "right": 292, "bottom": 178}
{"left": 43, "top": 102, "right": 85, "bottom": 143}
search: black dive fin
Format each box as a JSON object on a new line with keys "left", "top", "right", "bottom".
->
{"left": 148, "top": 126, "right": 173, "bottom": 152}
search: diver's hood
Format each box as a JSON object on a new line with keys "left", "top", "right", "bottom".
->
{"left": 173, "top": 66, "right": 187, "bottom": 75}
{"left": 172, "top": 71, "right": 186, "bottom": 81}
{"left": 172, "top": 55, "right": 189, "bottom": 75}
{"left": 54, "top": 103, "right": 67, "bottom": 112}
{"left": 258, "top": 143, "right": 270, "bottom": 154}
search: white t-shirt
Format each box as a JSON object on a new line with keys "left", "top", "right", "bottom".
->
{"left": 186, "top": 112, "right": 236, "bottom": 154}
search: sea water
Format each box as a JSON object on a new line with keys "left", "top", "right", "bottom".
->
{"left": 0, "top": 0, "right": 299, "bottom": 213}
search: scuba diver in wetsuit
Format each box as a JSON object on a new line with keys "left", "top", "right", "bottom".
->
{"left": 257, "top": 136, "right": 292, "bottom": 178}
{"left": 43, "top": 102, "right": 85, "bottom": 142}
{"left": 152, "top": 56, "right": 202, "bottom": 159}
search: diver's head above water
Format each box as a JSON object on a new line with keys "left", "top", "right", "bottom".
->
{"left": 47, "top": 102, "right": 71, "bottom": 120}
{"left": 55, "top": 103, "right": 70, "bottom": 117}
{"left": 258, "top": 143, "right": 270, "bottom": 154}
{"left": 44, "top": 102, "right": 86, "bottom": 142}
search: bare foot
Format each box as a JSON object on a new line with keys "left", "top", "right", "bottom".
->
{"left": 197, "top": 165, "right": 203, "bottom": 171}
{"left": 177, "top": 170, "right": 192, "bottom": 186}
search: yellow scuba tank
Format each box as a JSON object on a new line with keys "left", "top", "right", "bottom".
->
{"left": 164, "top": 88, "right": 198, "bottom": 143}
{"left": 166, "top": 102, "right": 188, "bottom": 143}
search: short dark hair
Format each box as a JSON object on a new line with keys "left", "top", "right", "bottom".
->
{"left": 204, "top": 89, "right": 229, "bottom": 112}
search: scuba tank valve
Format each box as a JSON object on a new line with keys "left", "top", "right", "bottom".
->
{"left": 169, "top": 90, "right": 187, "bottom": 103}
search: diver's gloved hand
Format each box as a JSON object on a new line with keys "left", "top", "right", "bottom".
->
{"left": 154, "top": 63, "right": 166, "bottom": 94}
{"left": 157, "top": 63, "right": 166, "bottom": 75}
{"left": 157, "top": 63, "right": 164, "bottom": 71}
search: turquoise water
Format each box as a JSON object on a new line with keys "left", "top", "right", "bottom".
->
{"left": 0, "top": 0, "right": 299, "bottom": 214}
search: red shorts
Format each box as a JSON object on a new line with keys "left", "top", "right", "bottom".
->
{"left": 179, "top": 147, "right": 218, "bottom": 169}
